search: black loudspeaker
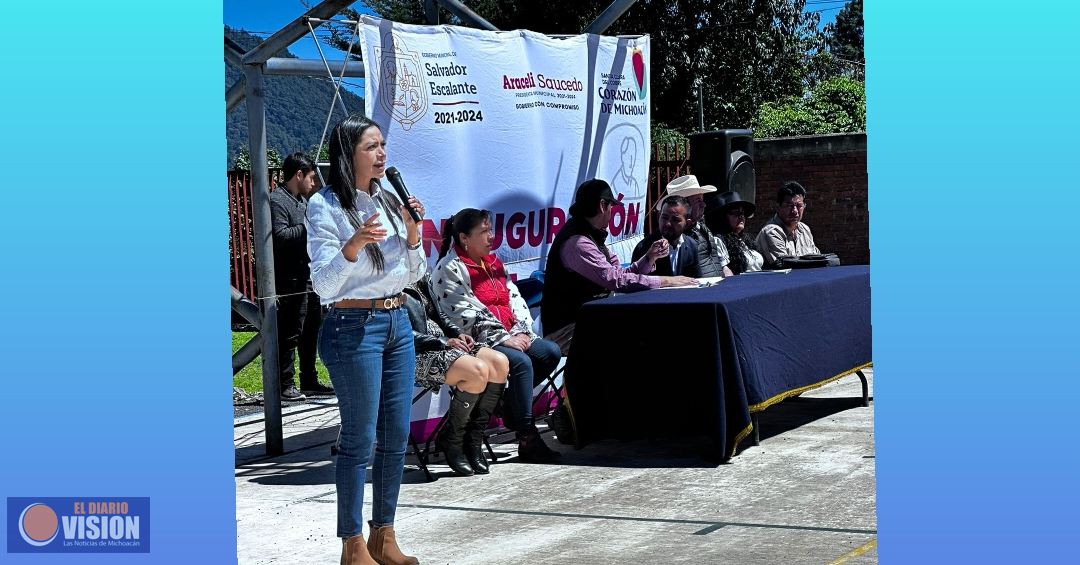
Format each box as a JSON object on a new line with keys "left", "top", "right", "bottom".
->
{"left": 689, "top": 129, "right": 756, "bottom": 233}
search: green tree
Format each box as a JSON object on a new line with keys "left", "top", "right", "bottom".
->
{"left": 307, "top": 144, "right": 330, "bottom": 163}
{"left": 824, "top": 0, "right": 863, "bottom": 78}
{"left": 609, "top": 0, "right": 826, "bottom": 132}
{"left": 328, "top": 1, "right": 826, "bottom": 132}
{"left": 651, "top": 122, "right": 689, "bottom": 148}
{"left": 752, "top": 75, "right": 865, "bottom": 137}
{"left": 233, "top": 146, "right": 284, "bottom": 171}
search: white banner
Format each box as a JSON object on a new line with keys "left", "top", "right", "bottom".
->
{"left": 360, "top": 17, "right": 650, "bottom": 278}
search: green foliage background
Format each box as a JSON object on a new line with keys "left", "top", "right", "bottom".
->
{"left": 753, "top": 76, "right": 865, "bottom": 138}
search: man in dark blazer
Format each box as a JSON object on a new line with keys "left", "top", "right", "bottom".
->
{"left": 270, "top": 152, "right": 333, "bottom": 401}
{"left": 632, "top": 195, "right": 702, "bottom": 278}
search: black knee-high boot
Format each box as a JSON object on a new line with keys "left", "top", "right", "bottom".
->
{"left": 464, "top": 382, "right": 504, "bottom": 474}
{"left": 436, "top": 390, "right": 480, "bottom": 476}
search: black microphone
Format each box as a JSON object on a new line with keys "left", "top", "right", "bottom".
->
{"left": 385, "top": 167, "right": 422, "bottom": 223}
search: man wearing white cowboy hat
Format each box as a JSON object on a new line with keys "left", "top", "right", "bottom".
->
{"left": 652, "top": 175, "right": 733, "bottom": 278}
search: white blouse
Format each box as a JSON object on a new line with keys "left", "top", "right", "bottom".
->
{"left": 305, "top": 185, "right": 426, "bottom": 304}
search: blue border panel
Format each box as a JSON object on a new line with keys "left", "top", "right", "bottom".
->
{"left": 0, "top": 1, "right": 235, "bottom": 564}
{"left": 868, "top": 1, "right": 1080, "bottom": 562}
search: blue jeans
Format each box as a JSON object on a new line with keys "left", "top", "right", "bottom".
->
{"left": 493, "top": 337, "right": 562, "bottom": 433}
{"left": 319, "top": 306, "right": 415, "bottom": 538}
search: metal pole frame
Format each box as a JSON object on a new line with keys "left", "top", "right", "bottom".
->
{"left": 226, "top": 0, "right": 357, "bottom": 113}
{"left": 233, "top": 335, "right": 263, "bottom": 375}
{"left": 243, "top": 63, "right": 284, "bottom": 455}
{"left": 231, "top": 286, "right": 263, "bottom": 374}
{"left": 264, "top": 57, "right": 366, "bottom": 77}
{"left": 241, "top": 0, "right": 356, "bottom": 64}
{"left": 433, "top": 0, "right": 499, "bottom": 31}
{"left": 425, "top": 0, "right": 440, "bottom": 25}
{"left": 585, "top": 0, "right": 640, "bottom": 35}
{"left": 226, "top": 78, "right": 246, "bottom": 113}
{"left": 225, "top": 36, "right": 246, "bottom": 66}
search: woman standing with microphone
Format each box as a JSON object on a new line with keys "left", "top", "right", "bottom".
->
{"left": 305, "top": 114, "right": 425, "bottom": 565}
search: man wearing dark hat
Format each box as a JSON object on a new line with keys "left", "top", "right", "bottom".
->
{"left": 756, "top": 181, "right": 821, "bottom": 269}
{"left": 541, "top": 179, "right": 697, "bottom": 354}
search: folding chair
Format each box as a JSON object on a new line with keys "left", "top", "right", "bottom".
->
{"left": 532, "top": 362, "right": 565, "bottom": 418}
{"left": 408, "top": 387, "right": 452, "bottom": 482}
{"left": 514, "top": 272, "right": 565, "bottom": 419}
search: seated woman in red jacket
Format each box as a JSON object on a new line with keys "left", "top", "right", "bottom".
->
{"left": 403, "top": 273, "right": 509, "bottom": 476}
{"left": 432, "top": 208, "right": 562, "bottom": 463}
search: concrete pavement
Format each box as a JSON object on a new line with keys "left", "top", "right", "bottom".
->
{"left": 235, "top": 369, "right": 876, "bottom": 564}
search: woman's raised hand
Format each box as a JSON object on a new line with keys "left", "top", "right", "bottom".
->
{"left": 343, "top": 212, "right": 388, "bottom": 261}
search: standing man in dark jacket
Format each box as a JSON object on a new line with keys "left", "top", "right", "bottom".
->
{"left": 270, "top": 152, "right": 333, "bottom": 400}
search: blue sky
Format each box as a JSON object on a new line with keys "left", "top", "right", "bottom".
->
{"left": 223, "top": 0, "right": 844, "bottom": 31}
{"left": 223, "top": 0, "right": 845, "bottom": 98}
{"left": 804, "top": 0, "right": 848, "bottom": 27}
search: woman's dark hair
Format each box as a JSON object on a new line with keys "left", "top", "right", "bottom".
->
{"left": 716, "top": 203, "right": 758, "bottom": 275}
{"left": 327, "top": 114, "right": 403, "bottom": 272}
{"left": 439, "top": 208, "right": 491, "bottom": 259}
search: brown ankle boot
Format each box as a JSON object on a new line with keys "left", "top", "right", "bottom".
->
{"left": 366, "top": 523, "right": 419, "bottom": 565}
{"left": 341, "top": 535, "right": 378, "bottom": 565}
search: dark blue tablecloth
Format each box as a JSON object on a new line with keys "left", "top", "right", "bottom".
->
{"left": 562, "top": 265, "right": 872, "bottom": 460}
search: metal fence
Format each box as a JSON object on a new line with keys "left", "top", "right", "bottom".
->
{"left": 228, "top": 169, "right": 283, "bottom": 302}
{"left": 646, "top": 140, "right": 692, "bottom": 233}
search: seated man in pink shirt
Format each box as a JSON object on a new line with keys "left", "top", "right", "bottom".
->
{"left": 541, "top": 179, "right": 697, "bottom": 354}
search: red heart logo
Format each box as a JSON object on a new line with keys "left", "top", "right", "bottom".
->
{"left": 632, "top": 50, "right": 645, "bottom": 90}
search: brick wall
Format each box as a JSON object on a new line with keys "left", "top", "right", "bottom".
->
{"left": 748, "top": 133, "right": 869, "bottom": 265}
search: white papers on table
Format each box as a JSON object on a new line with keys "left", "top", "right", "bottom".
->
{"left": 658, "top": 276, "right": 726, "bottom": 290}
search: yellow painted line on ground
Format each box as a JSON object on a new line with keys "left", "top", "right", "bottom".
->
{"left": 826, "top": 538, "right": 877, "bottom": 565}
